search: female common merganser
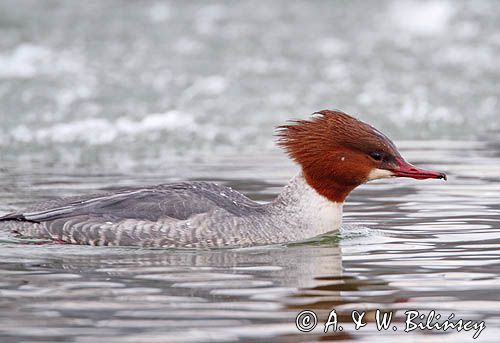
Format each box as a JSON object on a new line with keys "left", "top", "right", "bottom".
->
{"left": 0, "top": 110, "right": 446, "bottom": 248}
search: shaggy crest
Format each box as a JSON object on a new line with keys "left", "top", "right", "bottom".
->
{"left": 276, "top": 109, "right": 400, "bottom": 162}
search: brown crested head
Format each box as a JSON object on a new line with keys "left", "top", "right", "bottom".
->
{"left": 276, "top": 110, "right": 446, "bottom": 203}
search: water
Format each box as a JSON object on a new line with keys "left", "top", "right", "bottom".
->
{"left": 1, "top": 140, "right": 500, "bottom": 342}
{"left": 1, "top": 0, "right": 500, "bottom": 342}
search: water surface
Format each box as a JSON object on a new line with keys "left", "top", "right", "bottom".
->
{"left": 1, "top": 140, "right": 499, "bottom": 342}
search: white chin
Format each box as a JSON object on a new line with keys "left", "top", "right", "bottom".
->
{"left": 367, "top": 168, "right": 394, "bottom": 181}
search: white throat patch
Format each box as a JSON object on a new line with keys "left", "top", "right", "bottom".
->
{"left": 367, "top": 168, "right": 394, "bottom": 181}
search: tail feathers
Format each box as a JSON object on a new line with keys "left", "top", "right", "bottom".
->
{"left": 0, "top": 213, "right": 39, "bottom": 223}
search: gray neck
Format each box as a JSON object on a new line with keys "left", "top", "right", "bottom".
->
{"left": 267, "top": 172, "right": 343, "bottom": 239}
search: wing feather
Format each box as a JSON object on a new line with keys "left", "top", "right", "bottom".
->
{"left": 0, "top": 181, "right": 264, "bottom": 224}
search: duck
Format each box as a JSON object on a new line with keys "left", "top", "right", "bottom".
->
{"left": 0, "top": 110, "right": 446, "bottom": 248}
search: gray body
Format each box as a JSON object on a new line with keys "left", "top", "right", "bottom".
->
{"left": 0, "top": 173, "right": 343, "bottom": 248}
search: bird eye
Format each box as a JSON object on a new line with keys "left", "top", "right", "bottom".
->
{"left": 370, "top": 152, "right": 383, "bottom": 161}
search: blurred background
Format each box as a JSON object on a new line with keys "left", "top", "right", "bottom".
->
{"left": 0, "top": 0, "right": 499, "bottom": 170}
{"left": 1, "top": 2, "right": 500, "bottom": 343}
